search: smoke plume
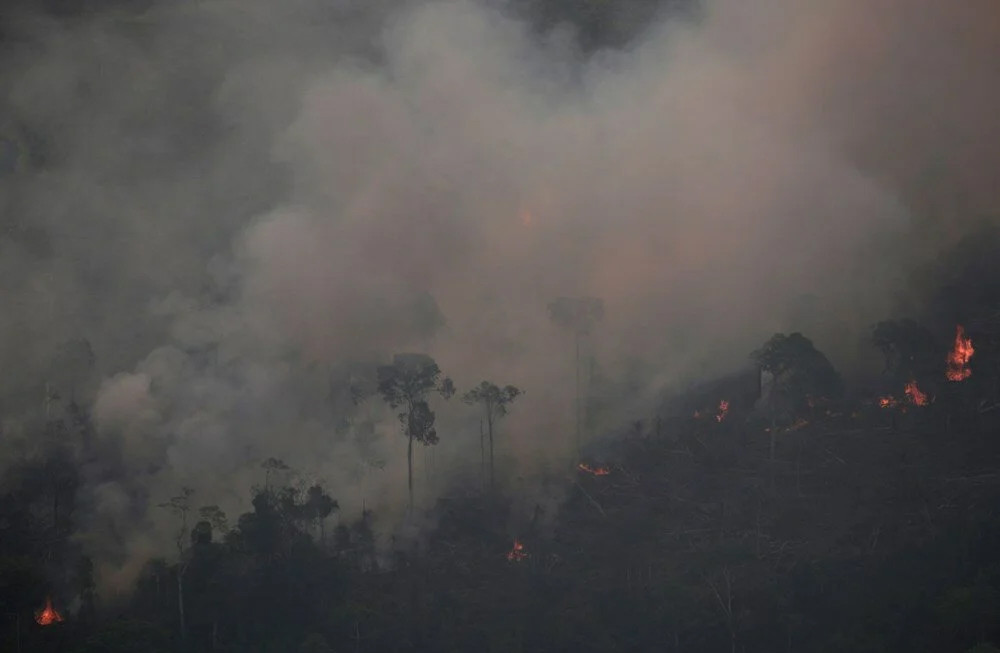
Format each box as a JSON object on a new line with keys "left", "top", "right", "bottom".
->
{"left": 1, "top": 0, "right": 997, "bottom": 592}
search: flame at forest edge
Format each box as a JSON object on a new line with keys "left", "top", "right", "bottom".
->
{"left": 35, "top": 596, "right": 63, "bottom": 626}
{"left": 506, "top": 539, "right": 528, "bottom": 562}
{"left": 577, "top": 463, "right": 610, "bottom": 476}
{"left": 946, "top": 325, "right": 974, "bottom": 382}
{"left": 904, "top": 380, "right": 929, "bottom": 406}
{"left": 715, "top": 399, "right": 730, "bottom": 423}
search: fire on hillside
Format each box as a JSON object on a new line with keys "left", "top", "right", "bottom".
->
{"left": 577, "top": 463, "right": 610, "bottom": 476}
{"left": 35, "top": 596, "right": 63, "bottom": 626}
{"left": 506, "top": 539, "right": 528, "bottom": 562}
{"left": 946, "top": 325, "right": 974, "bottom": 382}
{"left": 715, "top": 399, "right": 730, "bottom": 422}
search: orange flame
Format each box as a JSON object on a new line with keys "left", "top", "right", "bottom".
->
{"left": 879, "top": 396, "right": 897, "bottom": 409}
{"left": 577, "top": 463, "right": 610, "bottom": 476}
{"left": 519, "top": 208, "right": 533, "bottom": 227}
{"left": 904, "top": 380, "right": 929, "bottom": 406}
{"left": 35, "top": 596, "right": 63, "bottom": 626}
{"left": 715, "top": 399, "right": 730, "bottom": 423}
{"left": 946, "top": 325, "right": 974, "bottom": 381}
{"left": 506, "top": 538, "right": 528, "bottom": 562}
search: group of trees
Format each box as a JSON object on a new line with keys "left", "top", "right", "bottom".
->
{"left": 375, "top": 294, "right": 605, "bottom": 503}
{"left": 373, "top": 352, "right": 525, "bottom": 505}
{"left": 744, "top": 225, "right": 1000, "bottom": 440}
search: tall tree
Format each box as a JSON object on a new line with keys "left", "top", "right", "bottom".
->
{"left": 548, "top": 296, "right": 604, "bottom": 454}
{"left": 376, "top": 354, "right": 454, "bottom": 506}
{"left": 462, "top": 382, "right": 522, "bottom": 489}
{"left": 157, "top": 487, "right": 195, "bottom": 644}
{"left": 302, "top": 485, "right": 338, "bottom": 543}
{"left": 752, "top": 332, "right": 841, "bottom": 461}
{"left": 261, "top": 458, "right": 290, "bottom": 492}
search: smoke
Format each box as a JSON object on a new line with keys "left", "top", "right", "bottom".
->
{"left": 1, "top": 0, "right": 998, "bottom": 593}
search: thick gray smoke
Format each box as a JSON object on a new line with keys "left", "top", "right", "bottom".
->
{"left": 1, "top": 0, "right": 998, "bottom": 593}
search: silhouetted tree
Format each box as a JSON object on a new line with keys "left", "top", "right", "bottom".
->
{"left": 303, "top": 485, "right": 338, "bottom": 543}
{"left": 752, "top": 332, "right": 841, "bottom": 461}
{"left": 376, "top": 354, "right": 454, "bottom": 506}
{"left": 198, "top": 505, "right": 228, "bottom": 536}
{"left": 157, "top": 487, "right": 194, "bottom": 643}
{"left": 462, "top": 382, "right": 521, "bottom": 489}
{"left": 261, "top": 458, "right": 290, "bottom": 491}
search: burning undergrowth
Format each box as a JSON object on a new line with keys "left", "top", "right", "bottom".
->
{"left": 35, "top": 597, "right": 63, "bottom": 626}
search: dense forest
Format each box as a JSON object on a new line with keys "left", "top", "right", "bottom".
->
{"left": 3, "top": 224, "right": 1000, "bottom": 653}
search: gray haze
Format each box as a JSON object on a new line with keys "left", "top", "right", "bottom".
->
{"left": 1, "top": 0, "right": 998, "bottom": 592}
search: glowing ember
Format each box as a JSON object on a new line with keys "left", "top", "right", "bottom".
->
{"left": 946, "top": 325, "right": 974, "bottom": 381}
{"left": 715, "top": 399, "right": 730, "bottom": 423}
{"left": 35, "top": 596, "right": 63, "bottom": 626}
{"left": 506, "top": 538, "right": 528, "bottom": 562}
{"left": 878, "top": 396, "right": 897, "bottom": 409}
{"left": 904, "top": 380, "right": 929, "bottom": 406}
{"left": 577, "top": 463, "right": 610, "bottom": 476}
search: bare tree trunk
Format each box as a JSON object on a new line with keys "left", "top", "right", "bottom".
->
{"left": 488, "top": 413, "right": 495, "bottom": 490}
{"left": 407, "top": 433, "right": 414, "bottom": 507}
{"left": 575, "top": 332, "right": 581, "bottom": 456}
{"left": 177, "top": 567, "right": 186, "bottom": 644}
{"left": 795, "top": 436, "right": 802, "bottom": 496}
{"left": 479, "top": 418, "right": 485, "bottom": 489}
{"left": 769, "top": 413, "right": 778, "bottom": 493}
{"left": 769, "top": 415, "right": 777, "bottom": 462}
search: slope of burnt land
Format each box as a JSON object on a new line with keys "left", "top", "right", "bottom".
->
{"left": 342, "top": 402, "right": 1000, "bottom": 653}
{"left": 7, "top": 397, "right": 1000, "bottom": 653}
